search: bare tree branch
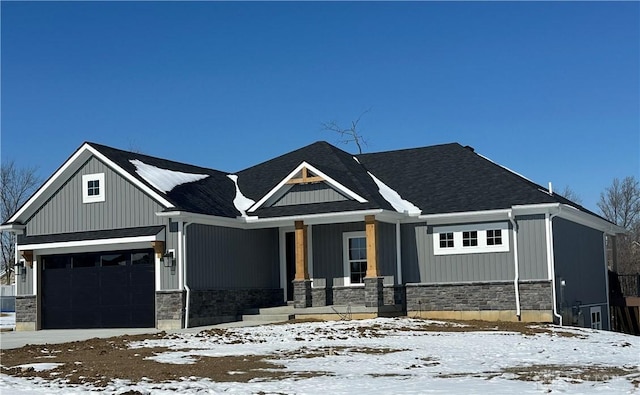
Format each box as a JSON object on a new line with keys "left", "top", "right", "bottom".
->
{"left": 1, "top": 160, "right": 41, "bottom": 284}
{"left": 321, "top": 108, "right": 371, "bottom": 154}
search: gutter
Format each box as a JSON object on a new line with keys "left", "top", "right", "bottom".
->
{"left": 547, "top": 207, "right": 563, "bottom": 326}
{"left": 180, "top": 222, "right": 194, "bottom": 329}
{"left": 508, "top": 211, "right": 521, "bottom": 320}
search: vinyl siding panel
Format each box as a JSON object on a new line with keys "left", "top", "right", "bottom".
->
{"left": 552, "top": 217, "right": 609, "bottom": 329}
{"left": 26, "top": 157, "right": 165, "bottom": 236}
{"left": 160, "top": 221, "right": 180, "bottom": 290}
{"left": 516, "top": 215, "right": 548, "bottom": 280}
{"left": 16, "top": 264, "right": 34, "bottom": 295}
{"left": 401, "top": 222, "right": 515, "bottom": 283}
{"left": 186, "top": 224, "right": 279, "bottom": 290}
{"left": 313, "top": 222, "right": 364, "bottom": 287}
{"left": 272, "top": 183, "right": 348, "bottom": 206}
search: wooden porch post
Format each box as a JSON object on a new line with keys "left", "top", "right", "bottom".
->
{"left": 294, "top": 220, "right": 309, "bottom": 280}
{"left": 365, "top": 215, "right": 379, "bottom": 278}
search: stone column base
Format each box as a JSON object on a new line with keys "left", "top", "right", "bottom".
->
{"left": 156, "top": 290, "right": 185, "bottom": 330}
{"left": 293, "top": 280, "right": 312, "bottom": 308}
{"left": 364, "top": 277, "right": 384, "bottom": 307}
{"left": 15, "top": 295, "right": 37, "bottom": 331}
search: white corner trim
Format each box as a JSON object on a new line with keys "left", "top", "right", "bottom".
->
{"left": 248, "top": 161, "right": 368, "bottom": 213}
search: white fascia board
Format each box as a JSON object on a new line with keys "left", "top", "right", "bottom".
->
{"left": 155, "top": 211, "right": 247, "bottom": 229}
{"left": 243, "top": 209, "right": 384, "bottom": 228}
{"left": 0, "top": 224, "right": 26, "bottom": 234}
{"left": 511, "top": 203, "right": 560, "bottom": 216}
{"left": 420, "top": 209, "right": 512, "bottom": 225}
{"left": 555, "top": 205, "right": 626, "bottom": 235}
{"left": 248, "top": 161, "right": 368, "bottom": 213}
{"left": 8, "top": 143, "right": 174, "bottom": 224}
{"left": 18, "top": 234, "right": 163, "bottom": 252}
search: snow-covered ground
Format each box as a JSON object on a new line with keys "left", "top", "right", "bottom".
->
{"left": 0, "top": 312, "right": 15, "bottom": 331}
{"left": 1, "top": 318, "right": 639, "bottom": 394}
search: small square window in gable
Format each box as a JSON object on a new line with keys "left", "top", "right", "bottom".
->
{"left": 82, "top": 173, "right": 105, "bottom": 203}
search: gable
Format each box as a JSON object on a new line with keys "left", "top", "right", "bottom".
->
{"left": 26, "top": 156, "right": 167, "bottom": 236}
{"left": 248, "top": 161, "right": 368, "bottom": 213}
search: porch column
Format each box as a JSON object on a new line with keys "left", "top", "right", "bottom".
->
{"left": 364, "top": 215, "right": 384, "bottom": 308}
{"left": 293, "top": 220, "right": 312, "bottom": 308}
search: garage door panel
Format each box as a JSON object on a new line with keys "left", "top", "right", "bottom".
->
{"left": 42, "top": 249, "right": 155, "bottom": 329}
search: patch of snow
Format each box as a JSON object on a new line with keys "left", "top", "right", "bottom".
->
{"left": 227, "top": 174, "right": 256, "bottom": 217}
{"left": 129, "top": 159, "right": 209, "bottom": 193}
{"left": 367, "top": 172, "right": 421, "bottom": 215}
{"left": 2, "top": 318, "right": 640, "bottom": 394}
{"left": 13, "top": 363, "right": 63, "bottom": 372}
{"left": 353, "top": 156, "right": 360, "bottom": 164}
{"left": 1, "top": 312, "right": 15, "bottom": 330}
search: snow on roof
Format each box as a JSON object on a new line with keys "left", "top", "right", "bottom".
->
{"left": 227, "top": 174, "right": 256, "bottom": 217}
{"left": 129, "top": 160, "right": 209, "bottom": 193}
{"left": 367, "top": 171, "right": 421, "bottom": 215}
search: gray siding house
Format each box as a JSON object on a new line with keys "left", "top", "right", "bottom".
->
{"left": 1, "top": 141, "right": 624, "bottom": 331}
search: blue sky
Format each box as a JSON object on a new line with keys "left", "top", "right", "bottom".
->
{"left": 1, "top": 1, "right": 638, "bottom": 212}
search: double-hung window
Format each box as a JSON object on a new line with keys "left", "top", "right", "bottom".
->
{"left": 343, "top": 231, "right": 367, "bottom": 285}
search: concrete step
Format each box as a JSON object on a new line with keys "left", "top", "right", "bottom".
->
{"left": 241, "top": 305, "right": 296, "bottom": 323}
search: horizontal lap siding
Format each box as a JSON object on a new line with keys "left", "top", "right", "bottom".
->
{"left": 27, "top": 157, "right": 165, "bottom": 236}
{"left": 186, "top": 225, "right": 279, "bottom": 290}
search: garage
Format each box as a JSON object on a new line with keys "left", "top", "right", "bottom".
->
{"left": 41, "top": 249, "right": 155, "bottom": 329}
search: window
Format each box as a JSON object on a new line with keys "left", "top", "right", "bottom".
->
{"left": 486, "top": 229, "right": 502, "bottom": 245}
{"left": 343, "top": 231, "right": 367, "bottom": 285}
{"left": 82, "top": 173, "right": 105, "bottom": 203}
{"left": 433, "top": 223, "right": 510, "bottom": 255}
{"left": 439, "top": 232, "right": 454, "bottom": 248}
{"left": 590, "top": 306, "right": 602, "bottom": 330}
{"left": 462, "top": 231, "right": 478, "bottom": 247}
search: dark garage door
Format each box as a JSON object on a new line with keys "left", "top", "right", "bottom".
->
{"left": 41, "top": 249, "right": 155, "bottom": 329}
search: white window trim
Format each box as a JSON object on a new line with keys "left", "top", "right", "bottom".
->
{"left": 590, "top": 306, "right": 602, "bottom": 330}
{"left": 82, "top": 173, "right": 105, "bottom": 203}
{"left": 342, "top": 231, "right": 366, "bottom": 287}
{"left": 433, "top": 222, "right": 510, "bottom": 255}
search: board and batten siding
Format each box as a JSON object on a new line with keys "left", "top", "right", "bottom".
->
{"left": 26, "top": 157, "right": 165, "bottom": 236}
{"left": 272, "top": 183, "right": 348, "bottom": 207}
{"left": 516, "top": 215, "right": 548, "bottom": 280}
{"left": 160, "top": 221, "right": 180, "bottom": 290}
{"left": 552, "top": 217, "right": 609, "bottom": 329}
{"left": 312, "top": 221, "right": 397, "bottom": 287}
{"left": 186, "top": 224, "right": 279, "bottom": 290}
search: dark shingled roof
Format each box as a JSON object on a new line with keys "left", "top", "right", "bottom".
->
{"left": 237, "top": 141, "right": 395, "bottom": 216}
{"left": 88, "top": 143, "right": 240, "bottom": 217}
{"left": 355, "top": 143, "right": 598, "bottom": 216}
{"left": 18, "top": 225, "right": 165, "bottom": 245}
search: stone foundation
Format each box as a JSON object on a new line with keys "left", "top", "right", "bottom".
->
{"left": 293, "top": 280, "right": 312, "bottom": 308}
{"left": 188, "top": 288, "right": 283, "bottom": 327}
{"left": 364, "top": 277, "right": 384, "bottom": 307}
{"left": 15, "top": 295, "right": 37, "bottom": 331}
{"left": 156, "top": 291, "right": 185, "bottom": 330}
{"left": 383, "top": 285, "right": 405, "bottom": 306}
{"left": 406, "top": 280, "right": 553, "bottom": 322}
{"left": 333, "top": 285, "right": 365, "bottom": 305}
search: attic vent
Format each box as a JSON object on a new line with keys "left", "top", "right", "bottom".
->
{"left": 464, "top": 145, "right": 475, "bottom": 152}
{"left": 286, "top": 167, "right": 324, "bottom": 185}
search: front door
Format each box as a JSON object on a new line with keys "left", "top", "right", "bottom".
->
{"left": 285, "top": 232, "right": 296, "bottom": 301}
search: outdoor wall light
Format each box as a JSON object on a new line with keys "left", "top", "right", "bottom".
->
{"left": 162, "top": 250, "right": 175, "bottom": 268}
{"left": 15, "top": 259, "right": 26, "bottom": 277}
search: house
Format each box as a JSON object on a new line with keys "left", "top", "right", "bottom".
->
{"left": 0, "top": 141, "right": 625, "bottom": 331}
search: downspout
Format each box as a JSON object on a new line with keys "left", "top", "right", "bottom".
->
{"left": 508, "top": 211, "right": 521, "bottom": 320}
{"left": 547, "top": 208, "right": 563, "bottom": 325}
{"left": 396, "top": 220, "right": 402, "bottom": 284}
{"left": 180, "top": 222, "right": 194, "bottom": 329}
